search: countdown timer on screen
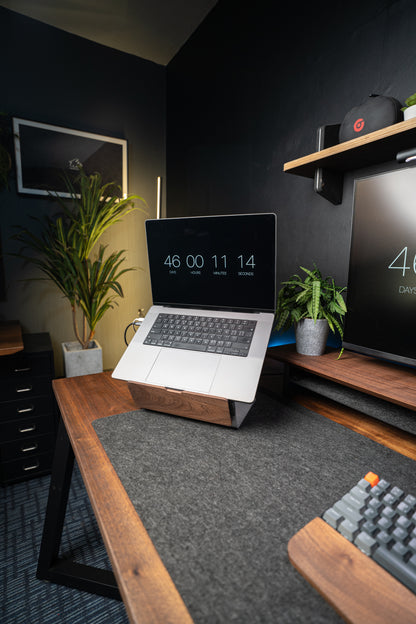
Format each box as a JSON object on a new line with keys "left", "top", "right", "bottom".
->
{"left": 343, "top": 166, "right": 416, "bottom": 366}
{"left": 145, "top": 214, "right": 277, "bottom": 312}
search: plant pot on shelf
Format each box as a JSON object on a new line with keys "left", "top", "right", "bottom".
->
{"left": 62, "top": 340, "right": 103, "bottom": 377}
{"left": 404, "top": 104, "right": 416, "bottom": 120}
{"left": 295, "top": 318, "right": 329, "bottom": 356}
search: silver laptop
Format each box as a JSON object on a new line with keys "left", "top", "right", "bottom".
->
{"left": 112, "top": 213, "right": 276, "bottom": 407}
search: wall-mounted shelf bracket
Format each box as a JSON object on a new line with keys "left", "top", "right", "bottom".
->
{"left": 313, "top": 124, "right": 343, "bottom": 204}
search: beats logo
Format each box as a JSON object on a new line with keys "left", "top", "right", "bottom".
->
{"left": 354, "top": 118, "right": 365, "bottom": 132}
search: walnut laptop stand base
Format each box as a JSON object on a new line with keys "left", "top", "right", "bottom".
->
{"left": 127, "top": 381, "right": 254, "bottom": 428}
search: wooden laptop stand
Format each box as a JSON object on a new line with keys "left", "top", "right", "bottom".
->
{"left": 128, "top": 381, "right": 254, "bottom": 428}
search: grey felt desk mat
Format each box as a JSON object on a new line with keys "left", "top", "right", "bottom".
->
{"left": 92, "top": 391, "right": 416, "bottom": 624}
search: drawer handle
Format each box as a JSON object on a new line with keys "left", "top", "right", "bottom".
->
{"left": 17, "top": 405, "right": 35, "bottom": 414}
{"left": 14, "top": 366, "right": 31, "bottom": 373}
{"left": 18, "top": 424, "right": 36, "bottom": 434}
{"left": 21, "top": 443, "right": 38, "bottom": 453}
{"left": 16, "top": 385, "right": 33, "bottom": 393}
{"left": 23, "top": 460, "right": 40, "bottom": 472}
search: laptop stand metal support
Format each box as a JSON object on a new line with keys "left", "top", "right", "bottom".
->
{"left": 36, "top": 418, "right": 121, "bottom": 600}
{"left": 128, "top": 382, "right": 254, "bottom": 428}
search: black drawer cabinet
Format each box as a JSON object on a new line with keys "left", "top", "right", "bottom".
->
{"left": 0, "top": 333, "right": 58, "bottom": 485}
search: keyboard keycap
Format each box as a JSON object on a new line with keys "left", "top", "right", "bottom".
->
{"left": 339, "top": 518, "right": 360, "bottom": 542}
{"left": 354, "top": 531, "right": 377, "bottom": 555}
{"left": 323, "top": 507, "right": 343, "bottom": 529}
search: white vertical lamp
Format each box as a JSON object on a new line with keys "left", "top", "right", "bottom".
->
{"left": 156, "top": 176, "right": 162, "bottom": 219}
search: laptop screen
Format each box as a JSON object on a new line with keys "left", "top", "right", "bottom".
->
{"left": 145, "top": 213, "right": 277, "bottom": 313}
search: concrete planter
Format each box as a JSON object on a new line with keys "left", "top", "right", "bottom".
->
{"left": 404, "top": 104, "right": 416, "bottom": 120}
{"left": 62, "top": 340, "right": 103, "bottom": 377}
{"left": 295, "top": 318, "right": 329, "bottom": 356}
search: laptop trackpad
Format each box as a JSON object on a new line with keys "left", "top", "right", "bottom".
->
{"left": 145, "top": 349, "right": 220, "bottom": 394}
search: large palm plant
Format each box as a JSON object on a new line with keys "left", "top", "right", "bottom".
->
{"left": 14, "top": 171, "right": 148, "bottom": 348}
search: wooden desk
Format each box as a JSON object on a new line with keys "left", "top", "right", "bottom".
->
{"left": 0, "top": 320, "right": 23, "bottom": 356}
{"left": 37, "top": 369, "right": 416, "bottom": 624}
{"left": 37, "top": 372, "right": 193, "bottom": 624}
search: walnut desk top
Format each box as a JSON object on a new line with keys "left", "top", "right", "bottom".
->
{"left": 47, "top": 369, "right": 416, "bottom": 624}
{"left": 51, "top": 372, "right": 193, "bottom": 624}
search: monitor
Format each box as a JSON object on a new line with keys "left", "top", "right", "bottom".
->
{"left": 343, "top": 166, "right": 416, "bottom": 367}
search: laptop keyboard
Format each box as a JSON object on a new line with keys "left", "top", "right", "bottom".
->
{"left": 322, "top": 472, "right": 416, "bottom": 594}
{"left": 143, "top": 313, "right": 257, "bottom": 357}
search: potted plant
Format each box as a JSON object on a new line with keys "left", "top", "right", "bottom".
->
{"left": 274, "top": 265, "right": 347, "bottom": 356}
{"left": 402, "top": 92, "right": 416, "bottom": 120}
{"left": 13, "top": 170, "right": 148, "bottom": 376}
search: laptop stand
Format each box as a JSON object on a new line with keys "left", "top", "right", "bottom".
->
{"left": 128, "top": 381, "right": 254, "bottom": 428}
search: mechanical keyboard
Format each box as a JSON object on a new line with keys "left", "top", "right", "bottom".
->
{"left": 143, "top": 313, "right": 257, "bottom": 357}
{"left": 322, "top": 471, "right": 416, "bottom": 594}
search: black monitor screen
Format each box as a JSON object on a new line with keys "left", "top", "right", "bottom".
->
{"left": 343, "top": 167, "right": 416, "bottom": 367}
{"left": 145, "top": 214, "right": 277, "bottom": 313}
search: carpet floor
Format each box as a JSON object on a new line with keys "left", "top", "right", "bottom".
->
{"left": 1, "top": 465, "right": 128, "bottom": 624}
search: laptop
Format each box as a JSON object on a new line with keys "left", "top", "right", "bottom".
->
{"left": 112, "top": 213, "right": 277, "bottom": 409}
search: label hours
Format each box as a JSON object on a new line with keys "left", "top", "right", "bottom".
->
{"left": 186, "top": 254, "right": 204, "bottom": 268}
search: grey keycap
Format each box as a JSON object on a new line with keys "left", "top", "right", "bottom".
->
{"left": 339, "top": 518, "right": 360, "bottom": 542}
{"left": 323, "top": 507, "right": 343, "bottom": 529}
{"left": 354, "top": 531, "right": 377, "bottom": 555}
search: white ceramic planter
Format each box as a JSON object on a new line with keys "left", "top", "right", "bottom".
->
{"left": 404, "top": 104, "right": 416, "bottom": 120}
{"left": 295, "top": 318, "right": 329, "bottom": 356}
{"left": 62, "top": 340, "right": 103, "bottom": 377}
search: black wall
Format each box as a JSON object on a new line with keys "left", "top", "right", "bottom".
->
{"left": 0, "top": 7, "right": 166, "bottom": 370}
{"left": 3, "top": 1, "right": 416, "bottom": 349}
{"left": 167, "top": 0, "right": 416, "bottom": 296}
{"left": 0, "top": 6, "right": 166, "bottom": 249}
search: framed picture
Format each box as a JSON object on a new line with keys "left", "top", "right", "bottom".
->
{"left": 13, "top": 118, "right": 127, "bottom": 197}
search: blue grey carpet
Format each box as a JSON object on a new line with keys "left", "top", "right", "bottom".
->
{"left": 1, "top": 466, "right": 128, "bottom": 624}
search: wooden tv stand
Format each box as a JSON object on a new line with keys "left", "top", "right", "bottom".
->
{"left": 267, "top": 344, "right": 416, "bottom": 412}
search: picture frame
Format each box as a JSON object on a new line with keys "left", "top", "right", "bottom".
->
{"left": 13, "top": 118, "right": 128, "bottom": 197}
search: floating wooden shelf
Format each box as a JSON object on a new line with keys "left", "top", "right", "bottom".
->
{"left": 283, "top": 117, "right": 416, "bottom": 201}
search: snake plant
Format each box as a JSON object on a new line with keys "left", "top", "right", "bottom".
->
{"left": 274, "top": 264, "right": 347, "bottom": 340}
{"left": 13, "top": 170, "right": 148, "bottom": 348}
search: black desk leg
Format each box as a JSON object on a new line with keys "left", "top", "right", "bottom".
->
{"left": 36, "top": 417, "right": 121, "bottom": 600}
